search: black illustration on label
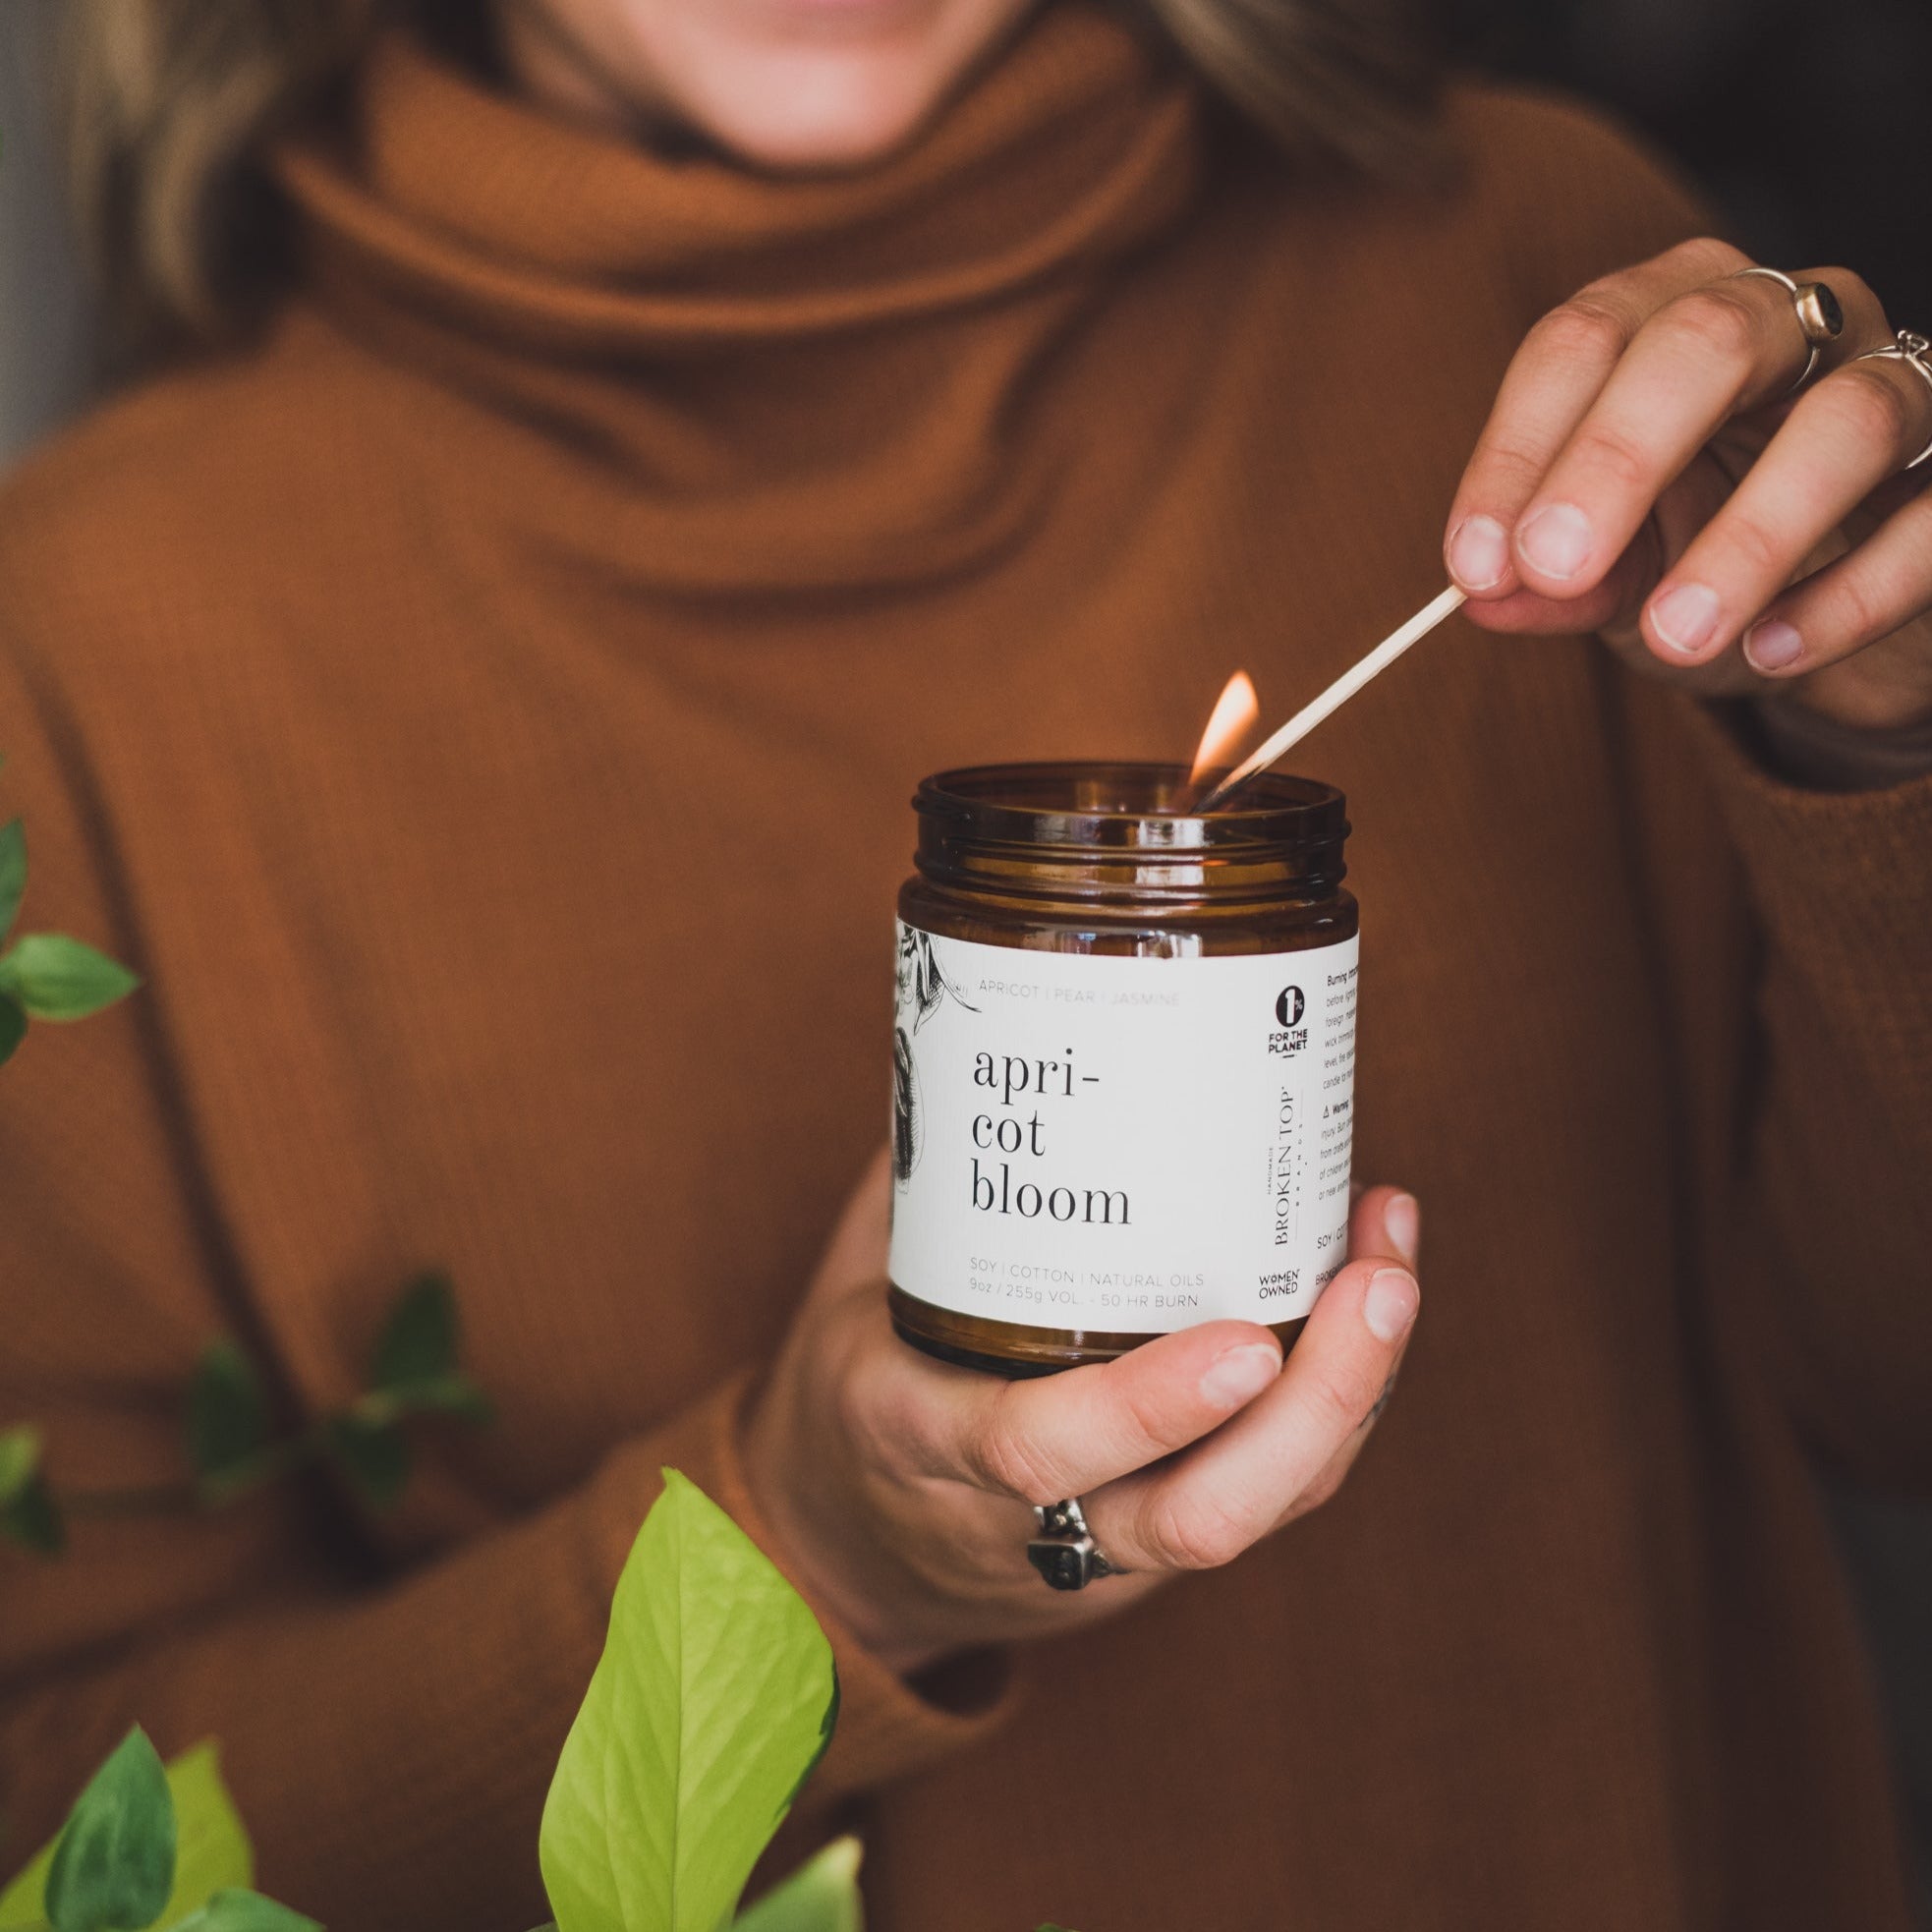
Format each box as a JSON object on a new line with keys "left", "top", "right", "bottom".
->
{"left": 892, "top": 930, "right": 978, "bottom": 1185}
{"left": 892, "top": 1029, "right": 923, "bottom": 1183}
{"left": 897, "top": 927, "right": 979, "bottom": 1033}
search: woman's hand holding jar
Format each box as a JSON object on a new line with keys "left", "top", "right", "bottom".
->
{"left": 743, "top": 1155, "right": 1419, "bottom": 1676}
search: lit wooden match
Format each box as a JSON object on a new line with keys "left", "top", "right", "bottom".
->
{"left": 1193, "top": 586, "right": 1467, "bottom": 813}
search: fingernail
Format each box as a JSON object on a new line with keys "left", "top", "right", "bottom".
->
{"left": 1448, "top": 515, "right": 1510, "bottom": 591}
{"left": 1744, "top": 618, "right": 1803, "bottom": 671}
{"left": 1198, "top": 1342, "right": 1280, "bottom": 1409}
{"left": 1516, "top": 502, "right": 1594, "bottom": 580}
{"left": 1650, "top": 582, "right": 1721, "bottom": 655}
{"left": 1363, "top": 1269, "right": 1419, "bottom": 1343}
{"left": 1384, "top": 1192, "right": 1420, "bottom": 1268}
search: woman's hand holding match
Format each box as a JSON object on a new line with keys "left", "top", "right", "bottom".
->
{"left": 1446, "top": 237, "right": 1932, "bottom": 732}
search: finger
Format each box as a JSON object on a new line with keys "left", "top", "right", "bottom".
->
{"left": 1378, "top": 1184, "right": 1419, "bottom": 1270}
{"left": 1246, "top": 1362, "right": 1406, "bottom": 1541}
{"left": 1286, "top": 1336, "right": 1414, "bottom": 1529}
{"left": 903, "top": 1183, "right": 1415, "bottom": 1503}
{"left": 1637, "top": 350, "right": 1932, "bottom": 668}
{"left": 896, "top": 1318, "right": 1285, "bottom": 1506}
{"left": 1242, "top": 1258, "right": 1418, "bottom": 1535}
{"left": 1510, "top": 266, "right": 1890, "bottom": 610}
{"left": 1739, "top": 481, "right": 1932, "bottom": 681}
{"left": 1089, "top": 1253, "right": 1418, "bottom": 1571}
{"left": 1335, "top": 1181, "right": 1418, "bottom": 1272}
{"left": 1446, "top": 237, "right": 1746, "bottom": 600}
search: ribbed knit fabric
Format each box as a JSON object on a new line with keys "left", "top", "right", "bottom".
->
{"left": 1, "top": 10, "right": 1928, "bottom": 1927}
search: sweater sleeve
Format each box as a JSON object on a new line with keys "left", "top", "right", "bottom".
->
{"left": 1477, "top": 101, "right": 1932, "bottom": 1486}
{"left": 1681, "top": 702, "right": 1932, "bottom": 1489}
{"left": 0, "top": 642, "right": 1009, "bottom": 1932}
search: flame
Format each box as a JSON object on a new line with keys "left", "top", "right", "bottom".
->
{"left": 1187, "top": 671, "right": 1260, "bottom": 787}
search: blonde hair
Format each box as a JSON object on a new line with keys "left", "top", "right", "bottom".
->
{"left": 67, "top": 0, "right": 1436, "bottom": 358}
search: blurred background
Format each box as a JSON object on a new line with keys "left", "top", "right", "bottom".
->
{"left": 3, "top": 0, "right": 1930, "bottom": 1911}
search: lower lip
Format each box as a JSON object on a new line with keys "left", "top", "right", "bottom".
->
{"left": 749, "top": 0, "right": 935, "bottom": 24}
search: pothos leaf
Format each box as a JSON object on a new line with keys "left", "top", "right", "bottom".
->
{"left": 0, "top": 1744, "right": 249, "bottom": 1932}
{"left": 0, "top": 994, "right": 26, "bottom": 1067}
{"left": 0, "top": 820, "right": 25, "bottom": 943}
{"left": 733, "top": 1840, "right": 863, "bottom": 1932}
{"left": 369, "top": 1275, "right": 458, "bottom": 1393}
{"left": 157, "top": 1743, "right": 255, "bottom": 1922}
{"left": 0, "top": 935, "right": 140, "bottom": 1023}
{"left": 0, "top": 1426, "right": 41, "bottom": 1507}
{"left": 538, "top": 1472, "right": 838, "bottom": 1932}
{"left": 0, "top": 1431, "right": 65, "bottom": 1557}
{"left": 0, "top": 1472, "right": 65, "bottom": 1556}
{"left": 162, "top": 1891, "right": 318, "bottom": 1932}
{"left": 184, "top": 1346, "right": 270, "bottom": 1487}
{"left": 388, "top": 1373, "right": 493, "bottom": 1426}
{"left": 43, "top": 1729, "right": 175, "bottom": 1932}
{"left": 323, "top": 1415, "right": 411, "bottom": 1509}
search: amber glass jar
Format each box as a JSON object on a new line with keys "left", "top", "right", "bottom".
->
{"left": 887, "top": 761, "right": 1358, "bottom": 1378}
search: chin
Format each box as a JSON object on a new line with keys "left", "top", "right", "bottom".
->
{"left": 680, "top": 47, "right": 964, "bottom": 170}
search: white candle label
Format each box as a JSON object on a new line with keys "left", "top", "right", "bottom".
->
{"left": 888, "top": 921, "right": 1359, "bottom": 1334}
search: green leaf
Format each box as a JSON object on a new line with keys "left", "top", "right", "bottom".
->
{"left": 184, "top": 1347, "right": 269, "bottom": 1488}
{"left": 0, "top": 994, "right": 25, "bottom": 1067}
{"left": 156, "top": 1745, "right": 254, "bottom": 1922}
{"left": 539, "top": 1471, "right": 838, "bottom": 1932}
{"left": 162, "top": 1892, "right": 317, "bottom": 1932}
{"left": 0, "top": 936, "right": 140, "bottom": 1022}
{"left": 362, "top": 1277, "right": 490, "bottom": 1426}
{"left": 733, "top": 1840, "right": 863, "bottom": 1932}
{"left": 1, "top": 1472, "right": 65, "bottom": 1555}
{"left": 43, "top": 1728, "right": 175, "bottom": 1932}
{"left": 0, "top": 820, "right": 25, "bottom": 943}
{"left": 369, "top": 1275, "right": 458, "bottom": 1393}
{"left": 324, "top": 1415, "right": 410, "bottom": 1509}
{"left": 0, "top": 1427, "right": 40, "bottom": 1507}
{"left": 387, "top": 1373, "right": 493, "bottom": 1427}
{"left": 783, "top": 1671, "right": 838, "bottom": 1817}
{"left": 0, "top": 1744, "right": 250, "bottom": 1932}
{"left": 0, "top": 1852, "right": 47, "bottom": 1925}
{"left": 0, "top": 1432, "right": 64, "bottom": 1557}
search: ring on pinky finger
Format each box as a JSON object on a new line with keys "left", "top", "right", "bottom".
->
{"left": 1743, "top": 484, "right": 1932, "bottom": 676}
{"left": 1859, "top": 329, "right": 1932, "bottom": 471}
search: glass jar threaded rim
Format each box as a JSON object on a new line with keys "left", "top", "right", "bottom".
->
{"left": 911, "top": 761, "right": 1349, "bottom": 911}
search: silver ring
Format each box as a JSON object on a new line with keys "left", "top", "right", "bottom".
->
{"left": 1028, "top": 1498, "right": 1124, "bottom": 1591}
{"left": 1849, "top": 329, "right": 1932, "bottom": 471}
{"left": 1730, "top": 265, "right": 1845, "bottom": 393}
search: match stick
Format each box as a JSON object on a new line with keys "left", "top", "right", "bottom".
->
{"left": 1193, "top": 586, "right": 1467, "bottom": 812}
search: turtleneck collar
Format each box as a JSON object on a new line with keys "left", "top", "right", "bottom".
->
{"left": 273, "top": 4, "right": 1206, "bottom": 595}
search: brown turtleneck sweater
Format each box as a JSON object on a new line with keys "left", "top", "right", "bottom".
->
{"left": 3, "top": 12, "right": 1929, "bottom": 1928}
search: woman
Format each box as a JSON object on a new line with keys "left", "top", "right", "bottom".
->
{"left": 2, "top": 0, "right": 1928, "bottom": 1923}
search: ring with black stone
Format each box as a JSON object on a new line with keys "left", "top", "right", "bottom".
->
{"left": 1028, "top": 1497, "right": 1125, "bottom": 1591}
{"left": 1731, "top": 265, "right": 1845, "bottom": 392}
